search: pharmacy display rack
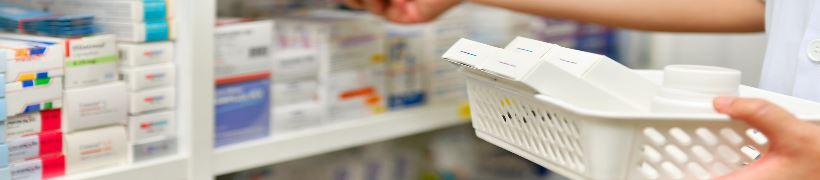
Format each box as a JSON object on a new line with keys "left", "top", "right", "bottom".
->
{"left": 47, "top": 0, "right": 467, "bottom": 179}
{"left": 462, "top": 69, "right": 820, "bottom": 179}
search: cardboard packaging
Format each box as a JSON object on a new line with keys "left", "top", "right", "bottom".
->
{"left": 385, "top": 25, "right": 427, "bottom": 110}
{"left": 279, "top": 12, "right": 388, "bottom": 122}
{"left": 51, "top": 0, "right": 173, "bottom": 23}
{"left": 271, "top": 80, "right": 317, "bottom": 106}
{"left": 215, "top": 73, "right": 270, "bottom": 147}
{"left": 127, "top": 110, "right": 175, "bottom": 143}
{"left": 271, "top": 102, "right": 322, "bottom": 136}
{"left": 214, "top": 20, "right": 273, "bottom": 78}
{"left": 118, "top": 41, "right": 174, "bottom": 67}
{"left": 6, "top": 109, "right": 61, "bottom": 140}
{"left": 121, "top": 62, "right": 175, "bottom": 91}
{"left": 7, "top": 131, "right": 63, "bottom": 163}
{"left": 5, "top": 77, "right": 63, "bottom": 116}
{"left": 271, "top": 49, "right": 319, "bottom": 81}
{"left": 130, "top": 136, "right": 176, "bottom": 163}
{"left": 97, "top": 20, "right": 174, "bottom": 42}
{"left": 0, "top": 35, "right": 65, "bottom": 83}
{"left": 129, "top": 87, "right": 175, "bottom": 115}
{"left": 62, "top": 34, "right": 120, "bottom": 88}
{"left": 9, "top": 155, "right": 65, "bottom": 179}
{"left": 62, "top": 82, "right": 128, "bottom": 132}
{"left": 64, "top": 126, "right": 127, "bottom": 175}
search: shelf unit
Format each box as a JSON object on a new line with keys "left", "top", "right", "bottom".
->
{"left": 213, "top": 103, "right": 468, "bottom": 175}
{"left": 57, "top": 156, "right": 188, "bottom": 180}
{"left": 41, "top": 0, "right": 469, "bottom": 179}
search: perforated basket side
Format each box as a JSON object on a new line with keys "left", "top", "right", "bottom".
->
{"left": 624, "top": 120, "right": 769, "bottom": 180}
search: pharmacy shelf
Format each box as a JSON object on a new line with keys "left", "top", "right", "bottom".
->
{"left": 212, "top": 103, "right": 469, "bottom": 175}
{"left": 58, "top": 155, "right": 188, "bottom": 180}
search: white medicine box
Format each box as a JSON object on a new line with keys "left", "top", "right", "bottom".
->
{"left": 62, "top": 82, "right": 128, "bottom": 132}
{"left": 215, "top": 19, "right": 274, "bottom": 79}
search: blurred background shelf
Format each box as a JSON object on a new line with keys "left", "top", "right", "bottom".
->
{"left": 213, "top": 102, "right": 468, "bottom": 175}
{"left": 58, "top": 156, "right": 189, "bottom": 180}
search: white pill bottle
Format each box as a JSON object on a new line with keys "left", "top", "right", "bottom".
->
{"left": 651, "top": 65, "right": 742, "bottom": 113}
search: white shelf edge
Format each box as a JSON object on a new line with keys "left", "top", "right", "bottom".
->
{"left": 212, "top": 103, "right": 468, "bottom": 175}
{"left": 58, "top": 155, "right": 189, "bottom": 180}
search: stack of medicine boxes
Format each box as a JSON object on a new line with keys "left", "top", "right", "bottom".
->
{"left": 214, "top": 19, "right": 273, "bottom": 147}
{"left": 57, "top": 34, "right": 128, "bottom": 175}
{"left": 50, "top": 0, "right": 178, "bottom": 164}
{"left": 113, "top": 1, "right": 178, "bottom": 163}
{"left": 51, "top": 0, "right": 176, "bottom": 42}
{"left": 279, "top": 11, "right": 387, "bottom": 124}
{"left": 0, "top": 34, "right": 67, "bottom": 179}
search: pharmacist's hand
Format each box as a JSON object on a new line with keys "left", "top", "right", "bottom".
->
{"left": 343, "top": 0, "right": 462, "bottom": 23}
{"left": 713, "top": 97, "right": 820, "bottom": 180}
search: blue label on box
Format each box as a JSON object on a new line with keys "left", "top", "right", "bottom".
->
{"left": 145, "top": 20, "right": 170, "bottom": 42}
{"left": 143, "top": 1, "right": 167, "bottom": 20}
{"left": 389, "top": 92, "right": 426, "bottom": 109}
{"left": 215, "top": 78, "right": 270, "bottom": 147}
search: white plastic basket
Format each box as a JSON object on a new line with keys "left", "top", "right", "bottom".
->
{"left": 464, "top": 70, "right": 820, "bottom": 180}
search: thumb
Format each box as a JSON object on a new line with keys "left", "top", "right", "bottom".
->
{"left": 713, "top": 96, "right": 804, "bottom": 143}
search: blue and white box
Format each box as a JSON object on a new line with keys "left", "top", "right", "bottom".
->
{"left": 215, "top": 73, "right": 270, "bottom": 147}
{"left": 98, "top": 20, "right": 173, "bottom": 42}
{"left": 51, "top": 0, "right": 173, "bottom": 23}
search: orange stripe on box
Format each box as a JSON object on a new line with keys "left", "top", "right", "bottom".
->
{"left": 339, "top": 87, "right": 375, "bottom": 100}
{"left": 215, "top": 72, "right": 271, "bottom": 85}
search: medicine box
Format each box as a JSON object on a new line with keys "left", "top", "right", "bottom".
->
{"left": 271, "top": 102, "right": 322, "bottom": 136}
{"left": 128, "top": 110, "right": 175, "bottom": 143}
{"left": 51, "top": 0, "right": 173, "bottom": 23}
{"left": 6, "top": 109, "right": 61, "bottom": 140}
{"left": 279, "top": 12, "right": 387, "bottom": 122}
{"left": 64, "top": 126, "right": 127, "bottom": 175}
{"left": 118, "top": 41, "right": 174, "bottom": 67}
{"left": 129, "top": 87, "right": 175, "bottom": 115}
{"left": 97, "top": 20, "right": 173, "bottom": 42}
{"left": 130, "top": 136, "right": 176, "bottom": 163}
{"left": 271, "top": 49, "right": 319, "bottom": 81}
{"left": 121, "top": 62, "right": 175, "bottom": 91}
{"left": 271, "top": 80, "right": 318, "bottom": 106}
{"left": 385, "top": 25, "right": 427, "bottom": 110}
{"left": 9, "top": 155, "right": 65, "bottom": 179}
{"left": 0, "top": 35, "right": 65, "bottom": 83}
{"left": 215, "top": 20, "right": 274, "bottom": 78}
{"left": 62, "top": 82, "right": 128, "bottom": 132}
{"left": 63, "top": 34, "right": 120, "bottom": 88}
{"left": 215, "top": 73, "right": 270, "bottom": 147}
{"left": 5, "top": 77, "right": 63, "bottom": 116}
{"left": 420, "top": 15, "right": 470, "bottom": 104}
{"left": 7, "top": 131, "right": 63, "bottom": 163}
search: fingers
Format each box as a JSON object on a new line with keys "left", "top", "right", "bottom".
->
{"left": 344, "top": 0, "right": 365, "bottom": 9}
{"left": 714, "top": 96, "right": 804, "bottom": 141}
